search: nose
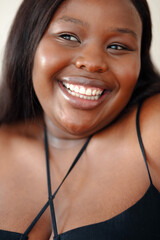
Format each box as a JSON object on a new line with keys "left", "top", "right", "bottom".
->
{"left": 75, "top": 44, "right": 108, "bottom": 73}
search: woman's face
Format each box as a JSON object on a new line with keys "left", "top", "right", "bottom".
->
{"left": 32, "top": 0, "right": 142, "bottom": 138}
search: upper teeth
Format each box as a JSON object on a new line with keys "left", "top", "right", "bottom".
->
{"left": 63, "top": 82, "right": 103, "bottom": 96}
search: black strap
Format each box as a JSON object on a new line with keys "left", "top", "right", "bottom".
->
{"left": 136, "top": 103, "right": 153, "bottom": 185}
{"left": 44, "top": 125, "right": 92, "bottom": 238}
{"left": 22, "top": 200, "right": 50, "bottom": 238}
{"left": 22, "top": 126, "right": 92, "bottom": 238}
{"left": 44, "top": 125, "right": 59, "bottom": 237}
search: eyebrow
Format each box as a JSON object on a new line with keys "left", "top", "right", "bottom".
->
{"left": 110, "top": 27, "right": 138, "bottom": 39}
{"left": 55, "top": 16, "right": 88, "bottom": 27}
{"left": 54, "top": 17, "right": 138, "bottom": 39}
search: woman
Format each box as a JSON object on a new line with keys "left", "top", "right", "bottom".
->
{"left": 0, "top": 0, "right": 160, "bottom": 239}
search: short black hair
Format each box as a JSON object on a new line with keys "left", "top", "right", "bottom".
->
{"left": 0, "top": 0, "right": 160, "bottom": 124}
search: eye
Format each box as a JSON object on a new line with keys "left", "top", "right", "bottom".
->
{"left": 59, "top": 33, "right": 80, "bottom": 42}
{"left": 108, "top": 44, "right": 128, "bottom": 51}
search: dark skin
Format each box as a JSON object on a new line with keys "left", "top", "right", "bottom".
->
{"left": 0, "top": 0, "right": 160, "bottom": 239}
{"left": 32, "top": 0, "right": 142, "bottom": 138}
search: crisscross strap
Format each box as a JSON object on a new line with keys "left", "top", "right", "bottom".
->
{"left": 44, "top": 124, "right": 58, "bottom": 237}
{"left": 45, "top": 125, "right": 92, "bottom": 238}
{"left": 21, "top": 126, "right": 92, "bottom": 239}
{"left": 136, "top": 102, "right": 153, "bottom": 185}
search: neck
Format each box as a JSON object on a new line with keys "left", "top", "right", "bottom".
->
{"left": 47, "top": 132, "right": 87, "bottom": 149}
{"left": 44, "top": 116, "right": 88, "bottom": 150}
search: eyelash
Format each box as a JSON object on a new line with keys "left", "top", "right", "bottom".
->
{"left": 108, "top": 44, "right": 128, "bottom": 51}
{"left": 58, "top": 33, "right": 80, "bottom": 43}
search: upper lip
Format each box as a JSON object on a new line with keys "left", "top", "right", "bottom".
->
{"left": 59, "top": 75, "right": 115, "bottom": 91}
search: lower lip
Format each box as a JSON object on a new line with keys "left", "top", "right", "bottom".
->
{"left": 58, "top": 81, "right": 112, "bottom": 110}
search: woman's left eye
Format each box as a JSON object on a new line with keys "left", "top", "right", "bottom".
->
{"left": 59, "top": 34, "right": 79, "bottom": 42}
{"left": 108, "top": 44, "right": 128, "bottom": 51}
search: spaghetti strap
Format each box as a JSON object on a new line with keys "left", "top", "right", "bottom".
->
{"left": 44, "top": 125, "right": 92, "bottom": 239}
{"left": 44, "top": 125, "right": 59, "bottom": 237}
{"left": 136, "top": 102, "right": 153, "bottom": 185}
{"left": 21, "top": 126, "right": 92, "bottom": 239}
{"left": 21, "top": 201, "right": 50, "bottom": 239}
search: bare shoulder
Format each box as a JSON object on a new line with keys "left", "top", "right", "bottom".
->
{"left": 139, "top": 94, "right": 160, "bottom": 144}
{"left": 0, "top": 120, "right": 44, "bottom": 166}
{"left": 0, "top": 121, "right": 51, "bottom": 234}
{"left": 0, "top": 119, "right": 43, "bottom": 139}
{"left": 139, "top": 94, "right": 160, "bottom": 189}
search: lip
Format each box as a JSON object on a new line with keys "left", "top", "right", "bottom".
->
{"left": 57, "top": 76, "right": 114, "bottom": 110}
{"left": 60, "top": 76, "right": 114, "bottom": 90}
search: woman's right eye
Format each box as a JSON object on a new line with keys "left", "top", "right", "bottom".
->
{"left": 58, "top": 34, "right": 80, "bottom": 42}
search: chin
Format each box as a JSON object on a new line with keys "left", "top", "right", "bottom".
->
{"left": 62, "top": 121, "right": 96, "bottom": 137}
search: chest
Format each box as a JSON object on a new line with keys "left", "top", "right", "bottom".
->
{"left": 0, "top": 127, "right": 156, "bottom": 238}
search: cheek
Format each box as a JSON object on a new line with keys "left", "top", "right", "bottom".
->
{"left": 32, "top": 38, "right": 73, "bottom": 99}
{"left": 114, "top": 55, "right": 141, "bottom": 93}
{"left": 33, "top": 40, "right": 66, "bottom": 80}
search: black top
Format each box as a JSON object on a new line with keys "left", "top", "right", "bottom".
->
{"left": 0, "top": 103, "right": 160, "bottom": 240}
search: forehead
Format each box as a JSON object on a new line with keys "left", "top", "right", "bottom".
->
{"left": 51, "top": 0, "right": 142, "bottom": 33}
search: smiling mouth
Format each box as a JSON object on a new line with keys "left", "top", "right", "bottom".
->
{"left": 62, "top": 82, "right": 109, "bottom": 100}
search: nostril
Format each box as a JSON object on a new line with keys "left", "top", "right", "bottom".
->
{"left": 79, "top": 65, "right": 86, "bottom": 69}
{"left": 98, "top": 68, "right": 103, "bottom": 73}
{"left": 75, "top": 56, "right": 108, "bottom": 73}
{"left": 75, "top": 58, "right": 85, "bottom": 69}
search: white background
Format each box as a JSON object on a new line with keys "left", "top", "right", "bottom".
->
{"left": 0, "top": 0, "right": 160, "bottom": 77}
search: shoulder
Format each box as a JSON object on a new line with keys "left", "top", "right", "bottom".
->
{"left": 0, "top": 120, "right": 44, "bottom": 167}
{"left": 140, "top": 93, "right": 160, "bottom": 122}
{"left": 138, "top": 94, "right": 160, "bottom": 189}
{"left": 0, "top": 121, "right": 50, "bottom": 232}
{"left": 0, "top": 119, "right": 43, "bottom": 140}
{"left": 0, "top": 120, "right": 45, "bottom": 195}
{"left": 139, "top": 94, "right": 160, "bottom": 147}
